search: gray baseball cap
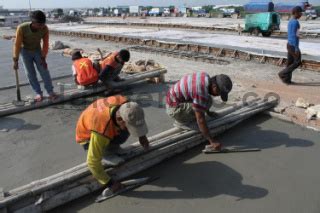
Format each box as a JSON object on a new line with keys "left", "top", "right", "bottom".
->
{"left": 119, "top": 102, "right": 148, "bottom": 137}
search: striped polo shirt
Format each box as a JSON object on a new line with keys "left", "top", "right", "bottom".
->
{"left": 166, "top": 72, "right": 210, "bottom": 111}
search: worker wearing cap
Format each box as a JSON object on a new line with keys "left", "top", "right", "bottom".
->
{"left": 166, "top": 72, "right": 233, "bottom": 151}
{"left": 75, "top": 95, "right": 149, "bottom": 192}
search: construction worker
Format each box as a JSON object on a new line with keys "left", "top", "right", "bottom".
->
{"left": 76, "top": 95, "right": 149, "bottom": 193}
{"left": 71, "top": 50, "right": 99, "bottom": 86}
{"left": 99, "top": 49, "right": 130, "bottom": 86}
{"left": 278, "top": 6, "right": 303, "bottom": 84}
{"left": 13, "top": 10, "right": 57, "bottom": 102}
{"left": 166, "top": 72, "right": 233, "bottom": 151}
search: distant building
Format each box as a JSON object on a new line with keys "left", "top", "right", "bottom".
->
{"left": 0, "top": 15, "right": 30, "bottom": 27}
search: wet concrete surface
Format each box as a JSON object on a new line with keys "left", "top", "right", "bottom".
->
{"left": 47, "top": 23, "right": 320, "bottom": 61}
{"left": 0, "top": 83, "right": 172, "bottom": 190}
{"left": 0, "top": 39, "right": 72, "bottom": 88}
{"left": 50, "top": 114, "right": 320, "bottom": 213}
{"left": 0, "top": 28, "right": 319, "bottom": 213}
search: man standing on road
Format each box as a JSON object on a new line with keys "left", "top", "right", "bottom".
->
{"left": 76, "top": 95, "right": 149, "bottom": 193}
{"left": 166, "top": 72, "right": 233, "bottom": 151}
{"left": 13, "top": 10, "right": 57, "bottom": 102}
{"left": 278, "top": 6, "right": 303, "bottom": 84}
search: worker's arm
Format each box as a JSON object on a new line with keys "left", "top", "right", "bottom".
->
{"left": 86, "top": 131, "right": 111, "bottom": 185}
{"left": 195, "top": 110, "right": 221, "bottom": 150}
{"left": 41, "top": 27, "right": 49, "bottom": 58}
{"left": 72, "top": 65, "right": 79, "bottom": 85}
{"left": 139, "top": 135, "right": 149, "bottom": 150}
{"left": 206, "top": 110, "right": 218, "bottom": 118}
{"left": 99, "top": 65, "right": 113, "bottom": 81}
{"left": 13, "top": 26, "right": 23, "bottom": 69}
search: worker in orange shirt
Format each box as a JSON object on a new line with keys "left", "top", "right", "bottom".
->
{"left": 75, "top": 95, "right": 149, "bottom": 193}
{"left": 71, "top": 50, "right": 99, "bottom": 86}
{"left": 99, "top": 49, "right": 130, "bottom": 86}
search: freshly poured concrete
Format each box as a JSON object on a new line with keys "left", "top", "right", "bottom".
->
{"left": 0, "top": 28, "right": 319, "bottom": 212}
{"left": 50, "top": 115, "right": 320, "bottom": 213}
{"left": 84, "top": 16, "right": 320, "bottom": 33}
{"left": 48, "top": 23, "right": 320, "bottom": 60}
{"left": 0, "top": 39, "right": 72, "bottom": 88}
{"left": 0, "top": 83, "right": 171, "bottom": 190}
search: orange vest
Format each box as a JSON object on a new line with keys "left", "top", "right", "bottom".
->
{"left": 75, "top": 95, "right": 128, "bottom": 143}
{"left": 73, "top": 58, "right": 99, "bottom": 86}
{"left": 100, "top": 52, "right": 123, "bottom": 71}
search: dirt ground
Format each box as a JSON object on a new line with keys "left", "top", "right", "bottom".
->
{"left": 50, "top": 34, "right": 320, "bottom": 130}
{"left": 47, "top": 23, "right": 320, "bottom": 60}
{"left": 1, "top": 25, "right": 319, "bottom": 129}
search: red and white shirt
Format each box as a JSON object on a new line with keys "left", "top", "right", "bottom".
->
{"left": 166, "top": 72, "right": 210, "bottom": 112}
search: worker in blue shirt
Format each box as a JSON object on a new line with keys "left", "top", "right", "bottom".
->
{"left": 278, "top": 6, "right": 303, "bottom": 84}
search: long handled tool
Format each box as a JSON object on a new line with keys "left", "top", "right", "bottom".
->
{"left": 12, "top": 68, "right": 25, "bottom": 106}
{"left": 95, "top": 177, "right": 158, "bottom": 203}
{"left": 202, "top": 147, "right": 261, "bottom": 154}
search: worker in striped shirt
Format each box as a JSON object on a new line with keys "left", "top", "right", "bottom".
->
{"left": 166, "top": 72, "right": 233, "bottom": 151}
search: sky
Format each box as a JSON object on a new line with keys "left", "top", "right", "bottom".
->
{"left": 1, "top": 0, "right": 320, "bottom": 9}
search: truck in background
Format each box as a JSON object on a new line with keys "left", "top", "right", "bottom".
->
{"left": 244, "top": 1, "right": 274, "bottom": 13}
{"left": 0, "top": 15, "right": 29, "bottom": 27}
{"left": 244, "top": 12, "right": 280, "bottom": 37}
{"left": 305, "top": 9, "right": 317, "bottom": 20}
{"left": 148, "top": 7, "right": 165, "bottom": 16}
{"left": 129, "top": 6, "right": 143, "bottom": 16}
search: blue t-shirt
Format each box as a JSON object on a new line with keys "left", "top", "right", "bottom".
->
{"left": 287, "top": 18, "right": 300, "bottom": 51}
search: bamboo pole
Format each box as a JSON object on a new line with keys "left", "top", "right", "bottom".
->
{"left": 2, "top": 99, "right": 274, "bottom": 208}
{"left": 0, "top": 69, "right": 167, "bottom": 117}
{"left": 8, "top": 98, "right": 259, "bottom": 195}
{"left": 38, "top": 120, "right": 244, "bottom": 212}
{"left": 1, "top": 100, "right": 276, "bottom": 212}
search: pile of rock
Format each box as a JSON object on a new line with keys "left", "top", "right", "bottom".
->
{"left": 50, "top": 41, "right": 70, "bottom": 50}
{"left": 123, "top": 59, "right": 165, "bottom": 83}
{"left": 295, "top": 97, "right": 320, "bottom": 120}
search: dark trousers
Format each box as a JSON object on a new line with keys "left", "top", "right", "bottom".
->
{"left": 278, "top": 44, "right": 301, "bottom": 83}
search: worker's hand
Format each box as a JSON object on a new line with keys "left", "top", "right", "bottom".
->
{"left": 208, "top": 138, "right": 221, "bottom": 151}
{"left": 13, "top": 60, "right": 19, "bottom": 70}
{"left": 139, "top": 135, "right": 149, "bottom": 150}
{"left": 206, "top": 110, "right": 219, "bottom": 118}
{"left": 110, "top": 181, "right": 124, "bottom": 193}
{"left": 41, "top": 57, "right": 48, "bottom": 70}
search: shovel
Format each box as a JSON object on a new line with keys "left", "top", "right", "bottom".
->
{"left": 12, "top": 68, "right": 25, "bottom": 106}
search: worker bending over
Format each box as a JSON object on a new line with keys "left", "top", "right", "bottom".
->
{"left": 166, "top": 72, "right": 233, "bottom": 151}
{"left": 75, "top": 95, "right": 149, "bottom": 193}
